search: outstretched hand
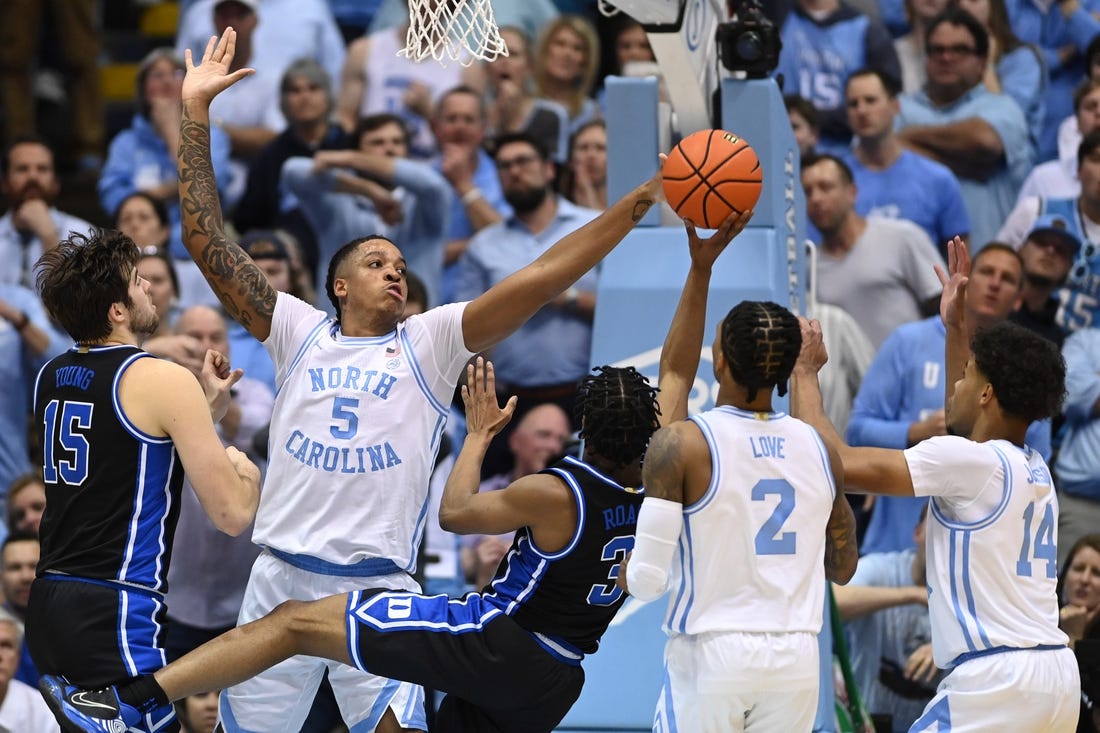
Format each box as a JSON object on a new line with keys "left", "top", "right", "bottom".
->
{"left": 795, "top": 316, "right": 828, "bottom": 372}
{"left": 201, "top": 348, "right": 244, "bottom": 423}
{"left": 182, "top": 28, "right": 255, "bottom": 105}
{"left": 684, "top": 210, "right": 753, "bottom": 270}
{"left": 461, "top": 357, "right": 517, "bottom": 440}
{"left": 645, "top": 153, "right": 668, "bottom": 202}
{"left": 934, "top": 236, "right": 970, "bottom": 331}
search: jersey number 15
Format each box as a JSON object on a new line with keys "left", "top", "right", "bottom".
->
{"left": 42, "top": 399, "right": 94, "bottom": 486}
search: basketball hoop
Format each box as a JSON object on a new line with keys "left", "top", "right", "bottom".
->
{"left": 399, "top": 0, "right": 508, "bottom": 66}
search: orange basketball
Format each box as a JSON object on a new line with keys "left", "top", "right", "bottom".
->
{"left": 662, "top": 129, "right": 763, "bottom": 228}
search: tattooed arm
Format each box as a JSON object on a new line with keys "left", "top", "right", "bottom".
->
{"left": 461, "top": 161, "right": 667, "bottom": 354}
{"left": 616, "top": 424, "right": 688, "bottom": 599}
{"left": 178, "top": 30, "right": 278, "bottom": 341}
{"left": 823, "top": 440, "right": 858, "bottom": 584}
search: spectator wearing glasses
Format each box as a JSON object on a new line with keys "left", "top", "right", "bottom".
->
{"left": 896, "top": 7, "right": 1032, "bottom": 249}
{"left": 456, "top": 133, "right": 600, "bottom": 476}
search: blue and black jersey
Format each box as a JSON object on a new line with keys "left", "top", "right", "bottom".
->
{"left": 481, "top": 455, "right": 644, "bottom": 656}
{"left": 34, "top": 344, "right": 184, "bottom": 592}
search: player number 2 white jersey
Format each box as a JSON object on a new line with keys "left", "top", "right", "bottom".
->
{"left": 663, "top": 406, "right": 837, "bottom": 636}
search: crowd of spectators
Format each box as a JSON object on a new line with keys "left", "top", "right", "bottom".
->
{"left": 3, "top": 0, "right": 1100, "bottom": 730}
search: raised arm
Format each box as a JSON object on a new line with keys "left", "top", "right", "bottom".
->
{"left": 125, "top": 358, "right": 261, "bottom": 535}
{"left": 791, "top": 317, "right": 916, "bottom": 497}
{"left": 178, "top": 30, "right": 279, "bottom": 341}
{"left": 438, "top": 358, "right": 573, "bottom": 538}
{"left": 936, "top": 236, "right": 970, "bottom": 408}
{"left": 460, "top": 161, "right": 665, "bottom": 354}
{"left": 657, "top": 212, "right": 752, "bottom": 425}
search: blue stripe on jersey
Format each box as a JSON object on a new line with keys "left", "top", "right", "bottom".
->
{"left": 268, "top": 547, "right": 402, "bottom": 577}
{"left": 219, "top": 694, "right": 263, "bottom": 733}
{"left": 347, "top": 589, "right": 364, "bottom": 670}
{"left": 948, "top": 528, "right": 977, "bottom": 653}
{"left": 962, "top": 532, "right": 992, "bottom": 649}
{"left": 405, "top": 484, "right": 434, "bottom": 574}
{"left": 685, "top": 416, "right": 720, "bottom": 515}
{"left": 119, "top": 442, "right": 177, "bottom": 589}
{"left": 930, "top": 445, "right": 1014, "bottom": 531}
{"left": 401, "top": 329, "right": 448, "bottom": 416}
{"left": 481, "top": 536, "right": 549, "bottom": 615}
{"left": 559, "top": 455, "right": 636, "bottom": 491}
{"left": 117, "top": 590, "right": 167, "bottom": 676}
{"left": 677, "top": 519, "right": 697, "bottom": 634}
{"left": 656, "top": 667, "right": 679, "bottom": 733}
{"left": 112, "top": 353, "right": 172, "bottom": 443}
{"left": 351, "top": 677, "right": 402, "bottom": 733}
{"left": 348, "top": 590, "right": 503, "bottom": 637}
{"left": 532, "top": 632, "right": 584, "bottom": 665}
{"left": 399, "top": 683, "right": 426, "bottom": 730}
{"left": 533, "top": 468, "right": 586, "bottom": 560}
{"left": 911, "top": 695, "right": 951, "bottom": 731}
{"left": 143, "top": 706, "right": 176, "bottom": 731}
{"left": 668, "top": 531, "right": 691, "bottom": 632}
{"left": 809, "top": 428, "right": 837, "bottom": 499}
{"left": 278, "top": 317, "right": 333, "bottom": 398}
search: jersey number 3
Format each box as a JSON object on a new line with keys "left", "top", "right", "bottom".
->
{"left": 42, "top": 399, "right": 94, "bottom": 486}
{"left": 587, "top": 535, "right": 635, "bottom": 606}
{"left": 753, "top": 479, "right": 797, "bottom": 555}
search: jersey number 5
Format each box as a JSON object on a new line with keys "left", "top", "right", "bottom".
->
{"left": 753, "top": 479, "right": 797, "bottom": 555}
{"left": 42, "top": 399, "right": 94, "bottom": 486}
{"left": 587, "top": 535, "right": 635, "bottom": 606}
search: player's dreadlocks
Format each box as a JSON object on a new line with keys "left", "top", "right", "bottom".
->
{"left": 720, "top": 301, "right": 802, "bottom": 402}
{"left": 574, "top": 365, "right": 661, "bottom": 469}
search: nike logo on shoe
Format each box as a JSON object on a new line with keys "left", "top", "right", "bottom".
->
{"left": 70, "top": 691, "right": 121, "bottom": 715}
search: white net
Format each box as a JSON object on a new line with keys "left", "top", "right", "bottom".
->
{"left": 399, "top": 0, "right": 509, "bottom": 66}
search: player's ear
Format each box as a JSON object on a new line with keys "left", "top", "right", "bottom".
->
{"left": 978, "top": 382, "right": 994, "bottom": 407}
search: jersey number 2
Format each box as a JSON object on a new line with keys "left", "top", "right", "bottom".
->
{"left": 42, "top": 399, "right": 93, "bottom": 486}
{"left": 753, "top": 479, "right": 797, "bottom": 555}
{"left": 587, "top": 535, "right": 635, "bottom": 606}
{"left": 1016, "top": 501, "right": 1057, "bottom": 579}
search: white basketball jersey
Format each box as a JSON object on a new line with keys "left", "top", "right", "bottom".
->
{"left": 905, "top": 436, "right": 1069, "bottom": 668}
{"left": 663, "top": 406, "right": 837, "bottom": 636}
{"left": 255, "top": 294, "right": 472, "bottom": 571}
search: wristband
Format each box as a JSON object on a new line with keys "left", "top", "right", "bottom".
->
{"left": 461, "top": 187, "right": 484, "bottom": 205}
{"left": 14, "top": 312, "right": 29, "bottom": 331}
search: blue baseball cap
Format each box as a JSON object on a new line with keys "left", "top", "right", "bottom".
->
{"left": 1027, "top": 213, "right": 1081, "bottom": 255}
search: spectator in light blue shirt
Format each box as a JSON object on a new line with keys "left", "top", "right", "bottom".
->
{"left": 456, "top": 132, "right": 600, "bottom": 396}
{"left": 842, "top": 67, "right": 970, "bottom": 254}
{"left": 896, "top": 7, "right": 1032, "bottom": 248}
{"left": 282, "top": 113, "right": 451, "bottom": 310}
{"left": 0, "top": 283, "right": 68, "bottom": 507}
{"left": 1004, "top": 0, "right": 1100, "bottom": 162}
{"left": 1055, "top": 327, "right": 1100, "bottom": 566}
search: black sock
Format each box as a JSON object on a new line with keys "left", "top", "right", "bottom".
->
{"left": 118, "top": 674, "right": 170, "bottom": 710}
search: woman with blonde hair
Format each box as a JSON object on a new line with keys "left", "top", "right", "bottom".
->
{"left": 533, "top": 15, "right": 602, "bottom": 133}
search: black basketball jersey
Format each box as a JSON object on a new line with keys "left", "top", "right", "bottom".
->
{"left": 34, "top": 344, "right": 184, "bottom": 592}
{"left": 481, "top": 455, "right": 644, "bottom": 655}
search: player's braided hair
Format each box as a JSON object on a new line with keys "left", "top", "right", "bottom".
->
{"left": 574, "top": 365, "right": 661, "bottom": 469}
{"left": 720, "top": 301, "right": 802, "bottom": 402}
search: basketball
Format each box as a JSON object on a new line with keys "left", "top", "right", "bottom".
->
{"left": 662, "top": 129, "right": 763, "bottom": 228}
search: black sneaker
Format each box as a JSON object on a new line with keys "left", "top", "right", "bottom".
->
{"left": 38, "top": 674, "right": 141, "bottom": 733}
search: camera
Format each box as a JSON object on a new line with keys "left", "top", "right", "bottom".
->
{"left": 717, "top": 0, "right": 782, "bottom": 78}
